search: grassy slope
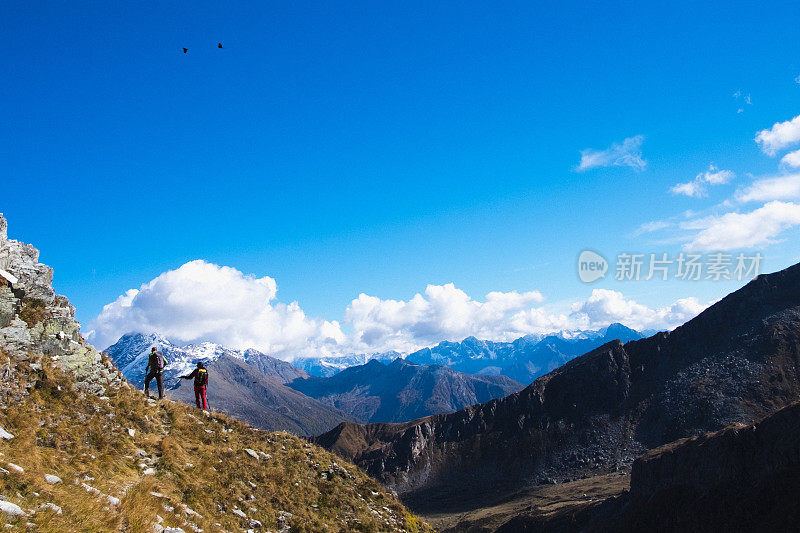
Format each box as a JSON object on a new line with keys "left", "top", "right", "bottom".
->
{"left": 0, "top": 350, "right": 432, "bottom": 532}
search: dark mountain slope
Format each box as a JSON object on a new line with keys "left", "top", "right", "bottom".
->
{"left": 315, "top": 263, "right": 800, "bottom": 507}
{"left": 289, "top": 358, "right": 523, "bottom": 423}
{"left": 170, "top": 354, "right": 352, "bottom": 436}
{"left": 242, "top": 347, "right": 310, "bottom": 382}
{"left": 500, "top": 401, "right": 800, "bottom": 532}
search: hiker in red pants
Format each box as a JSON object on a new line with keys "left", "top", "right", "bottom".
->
{"left": 180, "top": 362, "right": 209, "bottom": 410}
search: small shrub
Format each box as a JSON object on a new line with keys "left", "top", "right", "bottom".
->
{"left": 19, "top": 298, "right": 48, "bottom": 326}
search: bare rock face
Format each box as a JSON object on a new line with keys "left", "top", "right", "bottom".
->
{"left": 0, "top": 213, "right": 123, "bottom": 400}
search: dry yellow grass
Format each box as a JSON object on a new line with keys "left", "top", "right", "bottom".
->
{"left": 0, "top": 353, "right": 433, "bottom": 532}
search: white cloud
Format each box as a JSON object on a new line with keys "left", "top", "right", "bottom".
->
{"left": 576, "top": 135, "right": 647, "bottom": 172}
{"left": 632, "top": 220, "right": 671, "bottom": 236}
{"left": 671, "top": 164, "right": 735, "bottom": 197}
{"left": 755, "top": 114, "right": 800, "bottom": 156}
{"left": 733, "top": 91, "right": 752, "bottom": 113}
{"left": 88, "top": 263, "right": 711, "bottom": 358}
{"left": 682, "top": 201, "right": 800, "bottom": 251}
{"left": 735, "top": 173, "right": 800, "bottom": 202}
{"left": 570, "top": 289, "right": 707, "bottom": 332}
{"left": 702, "top": 166, "right": 735, "bottom": 185}
{"left": 795, "top": 75, "right": 800, "bottom": 85}
{"left": 87, "top": 260, "right": 346, "bottom": 356}
{"left": 344, "top": 284, "right": 545, "bottom": 353}
{"left": 781, "top": 149, "right": 800, "bottom": 168}
{"left": 671, "top": 181, "right": 706, "bottom": 198}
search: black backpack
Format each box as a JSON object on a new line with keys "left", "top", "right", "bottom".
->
{"left": 197, "top": 368, "right": 208, "bottom": 386}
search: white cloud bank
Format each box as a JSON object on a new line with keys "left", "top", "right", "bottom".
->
{"left": 570, "top": 290, "right": 706, "bottom": 332}
{"left": 755, "top": 114, "right": 800, "bottom": 155}
{"left": 88, "top": 261, "right": 709, "bottom": 358}
{"left": 348, "top": 286, "right": 706, "bottom": 353}
{"left": 735, "top": 173, "right": 800, "bottom": 203}
{"left": 576, "top": 135, "right": 647, "bottom": 172}
{"left": 682, "top": 201, "right": 800, "bottom": 251}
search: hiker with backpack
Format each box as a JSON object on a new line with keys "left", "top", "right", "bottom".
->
{"left": 144, "top": 346, "right": 168, "bottom": 399}
{"left": 180, "top": 361, "right": 209, "bottom": 410}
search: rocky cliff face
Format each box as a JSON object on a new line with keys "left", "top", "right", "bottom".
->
{"left": 0, "top": 213, "right": 122, "bottom": 399}
{"left": 315, "top": 263, "right": 800, "bottom": 507}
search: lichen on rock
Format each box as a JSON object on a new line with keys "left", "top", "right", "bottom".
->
{"left": 0, "top": 213, "right": 123, "bottom": 402}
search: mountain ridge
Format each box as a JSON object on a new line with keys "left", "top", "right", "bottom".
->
{"left": 288, "top": 357, "right": 523, "bottom": 423}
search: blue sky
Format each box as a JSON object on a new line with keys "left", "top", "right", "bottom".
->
{"left": 4, "top": 2, "right": 800, "bottom": 355}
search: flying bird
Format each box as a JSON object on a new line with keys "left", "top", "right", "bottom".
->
{"left": 182, "top": 47, "right": 188, "bottom": 53}
{"left": 218, "top": 43, "right": 223, "bottom": 49}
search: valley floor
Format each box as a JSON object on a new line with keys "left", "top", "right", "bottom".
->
{"left": 416, "top": 472, "right": 630, "bottom": 533}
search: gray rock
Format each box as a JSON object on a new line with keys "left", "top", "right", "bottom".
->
{"left": 244, "top": 449, "right": 259, "bottom": 460}
{"left": 0, "top": 501, "right": 26, "bottom": 517}
{"left": 39, "top": 503, "right": 62, "bottom": 515}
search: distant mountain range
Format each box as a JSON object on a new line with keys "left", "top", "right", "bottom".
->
{"left": 288, "top": 358, "right": 523, "bottom": 423}
{"left": 293, "top": 352, "right": 402, "bottom": 377}
{"left": 405, "top": 323, "right": 643, "bottom": 384}
{"left": 292, "top": 324, "right": 644, "bottom": 383}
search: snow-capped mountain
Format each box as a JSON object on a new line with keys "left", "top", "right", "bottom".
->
{"left": 104, "top": 332, "right": 308, "bottom": 389}
{"left": 293, "top": 352, "right": 402, "bottom": 377}
{"left": 406, "top": 323, "right": 643, "bottom": 384}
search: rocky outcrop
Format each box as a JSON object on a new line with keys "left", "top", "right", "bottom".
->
{"left": 315, "top": 262, "right": 800, "bottom": 508}
{"left": 0, "top": 213, "right": 123, "bottom": 399}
